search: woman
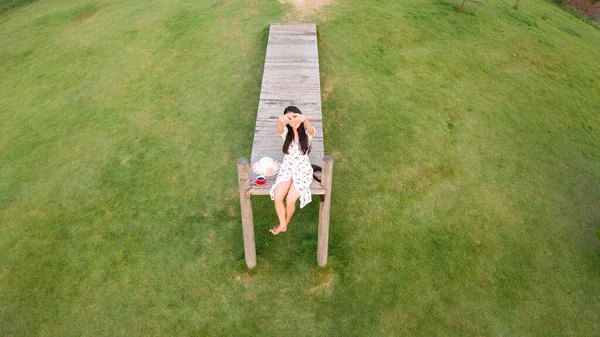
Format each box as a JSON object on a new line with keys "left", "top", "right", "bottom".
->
{"left": 269, "top": 106, "right": 316, "bottom": 235}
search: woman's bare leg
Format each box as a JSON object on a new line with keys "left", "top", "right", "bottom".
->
{"left": 285, "top": 183, "right": 301, "bottom": 224}
{"left": 271, "top": 179, "right": 292, "bottom": 235}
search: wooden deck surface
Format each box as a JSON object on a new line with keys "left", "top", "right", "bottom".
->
{"left": 249, "top": 23, "right": 324, "bottom": 194}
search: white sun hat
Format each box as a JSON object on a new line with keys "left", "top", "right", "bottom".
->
{"left": 252, "top": 157, "right": 280, "bottom": 176}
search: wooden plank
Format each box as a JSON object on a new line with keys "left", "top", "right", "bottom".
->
{"left": 317, "top": 156, "right": 334, "bottom": 267}
{"left": 249, "top": 23, "right": 324, "bottom": 195}
{"left": 237, "top": 158, "right": 256, "bottom": 269}
{"left": 249, "top": 179, "right": 326, "bottom": 195}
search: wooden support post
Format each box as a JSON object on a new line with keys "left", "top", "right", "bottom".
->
{"left": 317, "top": 156, "right": 334, "bottom": 267}
{"left": 237, "top": 158, "right": 256, "bottom": 269}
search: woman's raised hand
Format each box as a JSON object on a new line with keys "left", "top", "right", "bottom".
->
{"left": 279, "top": 113, "right": 307, "bottom": 129}
{"left": 290, "top": 114, "right": 305, "bottom": 129}
{"left": 278, "top": 115, "right": 291, "bottom": 125}
{"left": 294, "top": 114, "right": 306, "bottom": 123}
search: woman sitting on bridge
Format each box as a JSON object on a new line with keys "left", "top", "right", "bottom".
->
{"left": 269, "top": 106, "right": 316, "bottom": 235}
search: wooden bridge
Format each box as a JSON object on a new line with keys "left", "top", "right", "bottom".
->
{"left": 237, "top": 23, "right": 333, "bottom": 269}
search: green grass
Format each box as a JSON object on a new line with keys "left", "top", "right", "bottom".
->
{"left": 1, "top": 0, "right": 599, "bottom": 335}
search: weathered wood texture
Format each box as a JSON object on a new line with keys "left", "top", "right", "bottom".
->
{"left": 317, "top": 156, "right": 333, "bottom": 267}
{"left": 237, "top": 158, "right": 256, "bottom": 269}
{"left": 249, "top": 23, "right": 324, "bottom": 193}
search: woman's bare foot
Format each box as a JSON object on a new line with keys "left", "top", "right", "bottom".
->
{"left": 269, "top": 224, "right": 287, "bottom": 235}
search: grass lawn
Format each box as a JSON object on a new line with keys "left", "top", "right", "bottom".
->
{"left": 1, "top": 0, "right": 599, "bottom": 335}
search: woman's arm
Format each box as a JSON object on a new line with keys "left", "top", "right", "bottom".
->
{"left": 299, "top": 115, "right": 315, "bottom": 137}
{"left": 277, "top": 115, "right": 289, "bottom": 135}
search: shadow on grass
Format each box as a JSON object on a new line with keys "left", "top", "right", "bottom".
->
{"left": 0, "top": 0, "right": 37, "bottom": 16}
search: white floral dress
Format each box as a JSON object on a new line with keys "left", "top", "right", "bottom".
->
{"left": 269, "top": 127, "right": 315, "bottom": 208}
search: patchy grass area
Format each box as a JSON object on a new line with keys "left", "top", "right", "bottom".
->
{"left": 0, "top": 0, "right": 35, "bottom": 16}
{"left": 1, "top": 0, "right": 599, "bottom": 335}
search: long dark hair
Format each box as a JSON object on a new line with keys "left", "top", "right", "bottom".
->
{"left": 282, "top": 106, "right": 310, "bottom": 155}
